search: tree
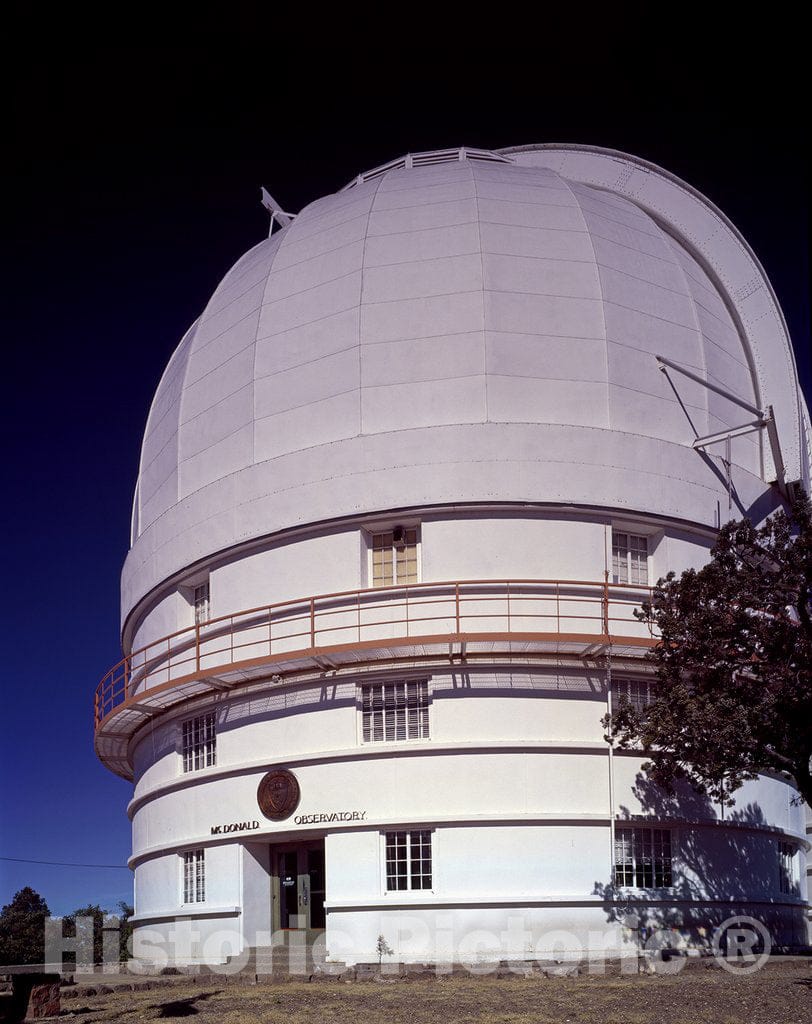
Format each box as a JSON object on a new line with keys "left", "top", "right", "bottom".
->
{"left": 64, "top": 904, "right": 106, "bottom": 965}
{"left": 606, "top": 494, "right": 812, "bottom": 806}
{"left": 62, "top": 902, "right": 133, "bottom": 964}
{"left": 0, "top": 887, "right": 50, "bottom": 965}
{"left": 118, "top": 902, "right": 134, "bottom": 962}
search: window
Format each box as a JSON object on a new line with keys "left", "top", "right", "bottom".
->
{"left": 371, "top": 528, "right": 418, "bottom": 587}
{"left": 779, "top": 842, "right": 798, "bottom": 895}
{"left": 615, "top": 827, "right": 673, "bottom": 888}
{"left": 385, "top": 830, "right": 432, "bottom": 891}
{"left": 615, "top": 678, "right": 653, "bottom": 716}
{"left": 182, "top": 712, "right": 216, "bottom": 772}
{"left": 612, "top": 531, "right": 648, "bottom": 585}
{"left": 361, "top": 681, "right": 429, "bottom": 742}
{"left": 182, "top": 849, "right": 205, "bottom": 903}
{"left": 194, "top": 581, "right": 210, "bottom": 624}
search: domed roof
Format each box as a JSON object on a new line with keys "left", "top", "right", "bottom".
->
{"left": 124, "top": 145, "right": 809, "bottom": 621}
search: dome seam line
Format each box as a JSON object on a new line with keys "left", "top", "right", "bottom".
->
{"left": 561, "top": 176, "right": 610, "bottom": 430}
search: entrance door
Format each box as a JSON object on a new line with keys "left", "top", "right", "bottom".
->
{"left": 273, "top": 841, "right": 326, "bottom": 932}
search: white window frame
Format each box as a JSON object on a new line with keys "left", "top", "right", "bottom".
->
{"left": 194, "top": 580, "right": 210, "bottom": 624}
{"left": 182, "top": 848, "right": 206, "bottom": 904}
{"left": 611, "top": 529, "right": 650, "bottom": 585}
{"left": 383, "top": 829, "right": 434, "bottom": 893}
{"left": 614, "top": 826, "right": 674, "bottom": 889}
{"left": 614, "top": 678, "right": 654, "bottom": 716}
{"left": 778, "top": 841, "right": 798, "bottom": 895}
{"left": 359, "top": 680, "right": 430, "bottom": 744}
{"left": 367, "top": 525, "right": 421, "bottom": 589}
{"left": 181, "top": 712, "right": 217, "bottom": 773}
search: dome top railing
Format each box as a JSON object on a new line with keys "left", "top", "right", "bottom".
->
{"left": 94, "top": 578, "right": 656, "bottom": 735}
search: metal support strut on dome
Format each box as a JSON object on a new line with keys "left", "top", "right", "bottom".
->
{"left": 260, "top": 187, "right": 297, "bottom": 236}
{"left": 655, "top": 354, "right": 787, "bottom": 494}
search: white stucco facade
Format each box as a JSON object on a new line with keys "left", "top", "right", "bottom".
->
{"left": 97, "top": 145, "right": 811, "bottom": 966}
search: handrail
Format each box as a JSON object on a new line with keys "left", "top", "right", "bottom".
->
{"left": 95, "top": 578, "right": 654, "bottom": 732}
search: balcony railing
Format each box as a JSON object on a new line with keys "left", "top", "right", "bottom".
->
{"left": 95, "top": 578, "right": 655, "bottom": 732}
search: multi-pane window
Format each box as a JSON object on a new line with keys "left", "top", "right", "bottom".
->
{"left": 182, "top": 849, "right": 205, "bottom": 903}
{"left": 372, "top": 529, "right": 418, "bottom": 587}
{"left": 361, "top": 681, "right": 429, "bottom": 742}
{"left": 779, "top": 842, "right": 798, "bottom": 895}
{"left": 194, "top": 582, "right": 210, "bottom": 624}
{"left": 182, "top": 712, "right": 216, "bottom": 772}
{"left": 385, "top": 830, "right": 433, "bottom": 891}
{"left": 612, "top": 531, "right": 649, "bottom": 585}
{"left": 615, "top": 827, "right": 673, "bottom": 888}
{"left": 615, "top": 679, "right": 653, "bottom": 716}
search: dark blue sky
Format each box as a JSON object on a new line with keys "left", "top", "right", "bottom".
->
{"left": 2, "top": 39, "right": 808, "bottom": 916}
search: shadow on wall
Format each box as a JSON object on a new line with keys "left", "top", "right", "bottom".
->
{"left": 593, "top": 772, "right": 806, "bottom": 951}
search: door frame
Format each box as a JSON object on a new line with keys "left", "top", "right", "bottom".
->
{"left": 271, "top": 839, "right": 325, "bottom": 932}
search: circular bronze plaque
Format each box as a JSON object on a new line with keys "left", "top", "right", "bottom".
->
{"left": 257, "top": 768, "right": 300, "bottom": 821}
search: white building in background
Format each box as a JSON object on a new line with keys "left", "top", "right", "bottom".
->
{"left": 95, "top": 144, "right": 812, "bottom": 966}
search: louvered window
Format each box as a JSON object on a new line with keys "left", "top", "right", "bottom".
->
{"left": 361, "top": 681, "right": 430, "bottom": 742}
{"left": 779, "top": 842, "right": 798, "bottom": 895}
{"left": 182, "top": 712, "right": 216, "bottom": 772}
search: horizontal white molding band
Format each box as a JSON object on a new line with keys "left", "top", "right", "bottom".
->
{"left": 324, "top": 894, "right": 809, "bottom": 912}
{"left": 128, "top": 815, "right": 809, "bottom": 869}
{"left": 127, "top": 895, "right": 807, "bottom": 924}
{"left": 127, "top": 741, "right": 615, "bottom": 818}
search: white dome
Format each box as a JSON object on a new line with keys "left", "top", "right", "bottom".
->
{"left": 124, "top": 145, "right": 808, "bottom": 622}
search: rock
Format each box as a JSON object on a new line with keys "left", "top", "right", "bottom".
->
{"left": 26, "top": 979, "right": 61, "bottom": 1018}
{"left": 543, "top": 965, "right": 580, "bottom": 978}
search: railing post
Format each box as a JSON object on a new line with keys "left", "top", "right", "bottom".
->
{"left": 506, "top": 581, "right": 511, "bottom": 634}
{"left": 310, "top": 597, "right": 316, "bottom": 649}
{"left": 603, "top": 580, "right": 610, "bottom": 637}
{"left": 455, "top": 582, "right": 460, "bottom": 635}
{"left": 195, "top": 621, "right": 200, "bottom": 673}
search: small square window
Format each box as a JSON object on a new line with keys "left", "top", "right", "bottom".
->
{"left": 615, "top": 826, "right": 673, "bottom": 888}
{"left": 371, "top": 529, "right": 418, "bottom": 587}
{"left": 385, "top": 830, "right": 432, "bottom": 891}
{"left": 615, "top": 678, "right": 654, "bottom": 716}
{"left": 182, "top": 712, "right": 216, "bottom": 773}
{"left": 612, "top": 531, "right": 649, "bottom": 585}
{"left": 182, "top": 849, "right": 205, "bottom": 903}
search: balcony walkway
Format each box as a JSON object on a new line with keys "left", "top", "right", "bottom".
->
{"left": 95, "top": 579, "right": 656, "bottom": 778}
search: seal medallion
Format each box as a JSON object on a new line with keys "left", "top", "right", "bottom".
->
{"left": 257, "top": 768, "right": 300, "bottom": 821}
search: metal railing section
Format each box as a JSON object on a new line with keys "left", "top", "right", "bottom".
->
{"left": 95, "top": 579, "right": 654, "bottom": 730}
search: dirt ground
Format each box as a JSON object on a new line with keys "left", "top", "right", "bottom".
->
{"left": 57, "top": 960, "right": 812, "bottom": 1024}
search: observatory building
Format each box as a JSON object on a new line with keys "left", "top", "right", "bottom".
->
{"left": 95, "top": 144, "right": 811, "bottom": 966}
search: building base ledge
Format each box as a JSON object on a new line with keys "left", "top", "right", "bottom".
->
{"left": 130, "top": 906, "right": 241, "bottom": 925}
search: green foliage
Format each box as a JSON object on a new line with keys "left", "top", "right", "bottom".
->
{"left": 118, "top": 901, "right": 134, "bottom": 962}
{"left": 63, "top": 901, "right": 134, "bottom": 964}
{"left": 376, "top": 933, "right": 394, "bottom": 966}
{"left": 0, "top": 887, "right": 50, "bottom": 966}
{"left": 606, "top": 494, "right": 812, "bottom": 805}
